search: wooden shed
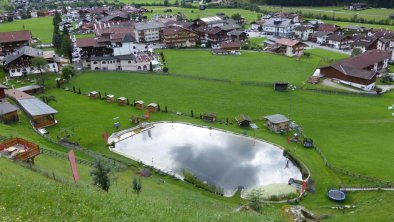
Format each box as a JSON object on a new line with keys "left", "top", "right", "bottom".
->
{"left": 235, "top": 114, "right": 251, "bottom": 127}
{"left": 106, "top": 94, "right": 115, "bottom": 103}
{"left": 17, "top": 85, "right": 44, "bottom": 95}
{"left": 0, "top": 102, "right": 19, "bottom": 124}
{"left": 147, "top": 103, "right": 158, "bottom": 112}
{"left": 201, "top": 112, "right": 217, "bottom": 122}
{"left": 264, "top": 114, "right": 290, "bottom": 133}
{"left": 118, "top": 97, "right": 127, "bottom": 106}
{"left": 89, "top": 91, "right": 99, "bottom": 99}
{"left": 135, "top": 100, "right": 144, "bottom": 110}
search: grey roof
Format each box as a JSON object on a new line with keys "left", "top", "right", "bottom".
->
{"left": 90, "top": 54, "right": 135, "bottom": 61}
{"left": 264, "top": 114, "right": 289, "bottom": 124}
{"left": 134, "top": 21, "right": 165, "bottom": 31}
{"left": 220, "top": 24, "right": 241, "bottom": 31}
{"left": 312, "top": 31, "right": 332, "bottom": 38}
{"left": 122, "top": 33, "right": 135, "bottom": 43}
{"left": 263, "top": 18, "right": 292, "bottom": 28}
{"left": 18, "top": 98, "right": 57, "bottom": 117}
{"left": 17, "top": 84, "right": 43, "bottom": 92}
{"left": 0, "top": 102, "right": 19, "bottom": 115}
{"left": 0, "top": 84, "right": 7, "bottom": 89}
{"left": 2, "top": 46, "right": 43, "bottom": 66}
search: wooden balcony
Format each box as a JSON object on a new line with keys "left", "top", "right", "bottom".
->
{"left": 0, "top": 137, "right": 40, "bottom": 161}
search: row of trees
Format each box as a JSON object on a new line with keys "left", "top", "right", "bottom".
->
{"left": 52, "top": 11, "right": 73, "bottom": 62}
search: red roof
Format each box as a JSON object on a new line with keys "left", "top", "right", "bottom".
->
{"left": 76, "top": 37, "right": 97, "bottom": 47}
{"left": 163, "top": 26, "right": 195, "bottom": 36}
{"left": 276, "top": 38, "right": 301, "bottom": 47}
{"left": 221, "top": 41, "right": 241, "bottom": 49}
{"left": 317, "top": 24, "right": 339, "bottom": 32}
{"left": 0, "top": 30, "right": 32, "bottom": 43}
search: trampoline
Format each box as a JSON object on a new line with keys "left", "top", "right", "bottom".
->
{"left": 328, "top": 189, "right": 346, "bottom": 202}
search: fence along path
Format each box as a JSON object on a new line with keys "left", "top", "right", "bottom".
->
{"left": 340, "top": 187, "right": 394, "bottom": 192}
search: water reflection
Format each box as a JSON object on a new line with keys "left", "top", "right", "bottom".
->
{"left": 112, "top": 123, "right": 302, "bottom": 196}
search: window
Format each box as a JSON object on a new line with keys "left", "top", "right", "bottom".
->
{"left": 128, "top": 60, "right": 132, "bottom": 64}
{"left": 93, "top": 61, "right": 98, "bottom": 64}
{"left": 102, "top": 61, "right": 106, "bottom": 64}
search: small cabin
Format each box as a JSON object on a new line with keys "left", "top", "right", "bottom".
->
{"left": 274, "top": 82, "right": 289, "bottom": 91}
{"left": 106, "top": 94, "right": 115, "bottom": 103}
{"left": 118, "top": 97, "right": 127, "bottom": 106}
{"left": 264, "top": 114, "right": 290, "bottom": 133}
{"left": 135, "top": 100, "right": 144, "bottom": 110}
{"left": 0, "top": 102, "right": 19, "bottom": 124}
{"left": 235, "top": 114, "right": 251, "bottom": 127}
{"left": 89, "top": 91, "right": 98, "bottom": 99}
{"left": 130, "top": 115, "right": 146, "bottom": 124}
{"left": 147, "top": 103, "right": 158, "bottom": 112}
{"left": 201, "top": 112, "right": 217, "bottom": 123}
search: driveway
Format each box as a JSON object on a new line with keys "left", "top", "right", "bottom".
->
{"left": 304, "top": 42, "right": 351, "bottom": 55}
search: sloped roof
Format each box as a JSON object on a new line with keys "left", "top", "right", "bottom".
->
{"left": 264, "top": 18, "right": 292, "bottom": 28}
{"left": 264, "top": 114, "right": 289, "bottom": 124}
{"left": 17, "top": 85, "right": 43, "bottom": 92}
{"left": 2, "top": 46, "right": 44, "bottom": 66}
{"left": 122, "top": 33, "right": 136, "bottom": 43}
{"left": 18, "top": 98, "right": 57, "bottom": 116}
{"left": 276, "top": 38, "right": 301, "bottom": 47}
{"left": 317, "top": 24, "right": 339, "bottom": 32}
{"left": 0, "top": 30, "right": 32, "bottom": 43}
{"left": 134, "top": 21, "right": 165, "bottom": 31}
{"left": 221, "top": 41, "right": 241, "bottom": 49}
{"left": 195, "top": 26, "right": 223, "bottom": 35}
{"left": 163, "top": 26, "right": 195, "bottom": 36}
{"left": 0, "top": 102, "right": 19, "bottom": 115}
{"left": 76, "top": 37, "right": 97, "bottom": 47}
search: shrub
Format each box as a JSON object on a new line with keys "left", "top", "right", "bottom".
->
{"left": 163, "top": 67, "right": 169, "bottom": 72}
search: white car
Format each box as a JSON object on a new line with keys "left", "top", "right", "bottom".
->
{"left": 38, "top": 128, "right": 48, "bottom": 135}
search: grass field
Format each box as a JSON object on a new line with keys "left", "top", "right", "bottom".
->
{"left": 162, "top": 49, "right": 328, "bottom": 83}
{"left": 145, "top": 6, "right": 261, "bottom": 21}
{"left": 0, "top": 16, "right": 54, "bottom": 43}
{"left": 2, "top": 46, "right": 394, "bottom": 219}
{"left": 260, "top": 5, "right": 394, "bottom": 22}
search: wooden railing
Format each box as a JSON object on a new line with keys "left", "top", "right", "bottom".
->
{"left": 34, "top": 119, "right": 56, "bottom": 129}
{"left": 0, "top": 137, "right": 40, "bottom": 161}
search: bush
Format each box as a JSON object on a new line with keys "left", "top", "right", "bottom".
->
{"left": 91, "top": 160, "right": 111, "bottom": 192}
{"left": 246, "top": 189, "right": 264, "bottom": 212}
{"left": 163, "top": 67, "right": 169, "bottom": 72}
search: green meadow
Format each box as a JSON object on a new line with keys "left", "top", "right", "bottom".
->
{"left": 0, "top": 16, "right": 54, "bottom": 43}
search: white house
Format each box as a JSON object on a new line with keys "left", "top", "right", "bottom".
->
{"left": 134, "top": 21, "right": 166, "bottom": 43}
{"left": 326, "top": 34, "right": 353, "bottom": 49}
{"left": 294, "top": 26, "right": 314, "bottom": 41}
{"left": 262, "top": 18, "right": 294, "bottom": 36}
{"left": 87, "top": 52, "right": 151, "bottom": 71}
{"left": 2, "top": 46, "right": 66, "bottom": 77}
{"left": 112, "top": 34, "right": 139, "bottom": 56}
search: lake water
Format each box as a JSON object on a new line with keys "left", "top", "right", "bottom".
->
{"left": 111, "top": 122, "right": 302, "bottom": 196}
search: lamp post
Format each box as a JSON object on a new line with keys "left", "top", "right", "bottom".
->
{"left": 288, "top": 84, "right": 297, "bottom": 118}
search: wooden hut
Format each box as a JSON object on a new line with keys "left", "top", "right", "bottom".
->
{"left": 89, "top": 91, "right": 98, "bottom": 99}
{"left": 0, "top": 102, "right": 19, "bottom": 124}
{"left": 130, "top": 115, "right": 146, "bottom": 124}
{"left": 147, "top": 103, "right": 158, "bottom": 112}
{"left": 201, "top": 112, "right": 217, "bottom": 122}
{"left": 235, "top": 114, "right": 251, "bottom": 127}
{"left": 135, "top": 100, "right": 144, "bottom": 110}
{"left": 106, "top": 94, "right": 115, "bottom": 103}
{"left": 118, "top": 97, "right": 127, "bottom": 106}
{"left": 17, "top": 85, "right": 44, "bottom": 95}
{"left": 264, "top": 114, "right": 290, "bottom": 133}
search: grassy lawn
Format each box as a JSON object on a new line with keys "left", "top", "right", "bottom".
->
{"left": 322, "top": 19, "right": 394, "bottom": 31}
{"left": 162, "top": 49, "right": 322, "bottom": 83}
{"left": 0, "top": 16, "right": 54, "bottom": 43}
{"left": 75, "top": 33, "right": 96, "bottom": 39}
{"left": 145, "top": 6, "right": 261, "bottom": 22}
{"left": 260, "top": 5, "right": 394, "bottom": 22}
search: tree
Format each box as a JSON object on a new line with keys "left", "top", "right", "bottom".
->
{"left": 351, "top": 48, "right": 363, "bottom": 57}
{"left": 62, "top": 65, "right": 76, "bottom": 81}
{"left": 149, "top": 62, "right": 153, "bottom": 71}
{"left": 163, "top": 0, "right": 169, "bottom": 6}
{"left": 53, "top": 10, "right": 62, "bottom": 27}
{"left": 231, "top": 13, "right": 242, "bottom": 23}
{"left": 91, "top": 160, "right": 111, "bottom": 192}
{"left": 246, "top": 189, "right": 264, "bottom": 212}
{"left": 132, "top": 177, "right": 142, "bottom": 195}
{"left": 31, "top": 57, "right": 48, "bottom": 85}
{"left": 163, "top": 67, "right": 168, "bottom": 72}
{"left": 52, "top": 29, "right": 62, "bottom": 50}
{"left": 61, "top": 35, "right": 73, "bottom": 62}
